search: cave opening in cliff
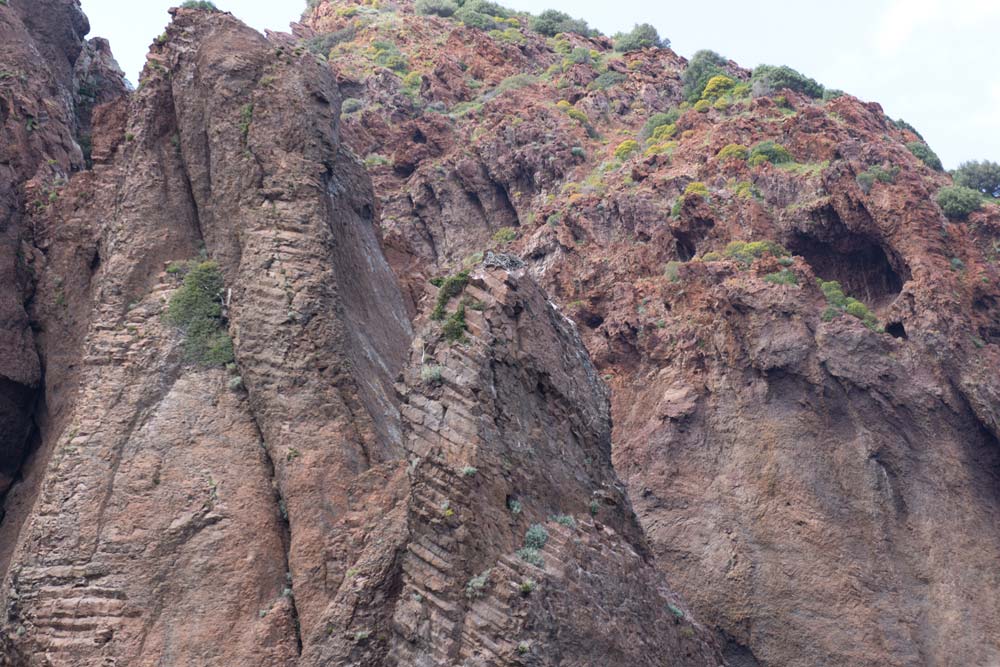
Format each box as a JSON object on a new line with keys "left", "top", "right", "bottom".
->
{"left": 674, "top": 232, "right": 696, "bottom": 261}
{"left": 786, "top": 206, "right": 909, "bottom": 309}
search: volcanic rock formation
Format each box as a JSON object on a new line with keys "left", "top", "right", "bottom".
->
{"left": 2, "top": 0, "right": 1000, "bottom": 665}
{"left": 1, "top": 3, "right": 723, "bottom": 665}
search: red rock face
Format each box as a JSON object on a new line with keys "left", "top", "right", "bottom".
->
{"left": 0, "top": 0, "right": 124, "bottom": 513}
{"left": 0, "top": 4, "right": 722, "bottom": 665}
{"left": 296, "top": 2, "right": 1000, "bottom": 665}
{"left": 2, "top": 0, "right": 999, "bottom": 664}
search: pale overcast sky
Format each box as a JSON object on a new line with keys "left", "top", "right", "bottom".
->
{"left": 82, "top": 0, "right": 999, "bottom": 169}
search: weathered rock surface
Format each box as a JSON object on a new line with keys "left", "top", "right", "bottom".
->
{"left": 0, "top": 4, "right": 722, "bottom": 665}
{"left": 299, "top": 1, "right": 1000, "bottom": 664}
{"left": 4, "top": 0, "right": 1000, "bottom": 664}
{"left": 298, "top": 264, "right": 721, "bottom": 666}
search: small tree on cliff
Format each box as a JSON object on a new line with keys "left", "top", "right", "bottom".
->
{"left": 682, "top": 50, "right": 728, "bottom": 101}
{"left": 953, "top": 160, "right": 1000, "bottom": 198}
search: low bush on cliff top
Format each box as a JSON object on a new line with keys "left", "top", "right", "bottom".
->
{"left": 165, "top": 261, "right": 235, "bottom": 366}
{"left": 906, "top": 142, "right": 943, "bottom": 171}
{"left": 455, "top": 0, "right": 512, "bottom": 31}
{"left": 750, "top": 64, "right": 824, "bottom": 99}
{"left": 682, "top": 50, "right": 728, "bottom": 102}
{"left": 530, "top": 9, "right": 592, "bottom": 37}
{"left": 180, "top": 0, "right": 219, "bottom": 10}
{"left": 613, "top": 23, "right": 668, "bottom": 52}
{"left": 937, "top": 186, "right": 983, "bottom": 221}
{"left": 953, "top": 160, "right": 1000, "bottom": 198}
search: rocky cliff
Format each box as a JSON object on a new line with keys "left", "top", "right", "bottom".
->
{"left": 1, "top": 0, "right": 999, "bottom": 665}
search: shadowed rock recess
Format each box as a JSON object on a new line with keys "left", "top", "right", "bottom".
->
{"left": 2, "top": 0, "right": 1000, "bottom": 665}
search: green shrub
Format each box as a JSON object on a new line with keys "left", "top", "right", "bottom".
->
{"left": 493, "top": 73, "right": 537, "bottom": 96}
{"left": 305, "top": 26, "right": 358, "bottom": 57}
{"left": 750, "top": 64, "right": 824, "bottom": 99}
{"left": 462, "top": 0, "right": 511, "bottom": 17}
{"left": 571, "top": 146, "right": 586, "bottom": 158}
{"left": 748, "top": 141, "right": 792, "bottom": 166}
{"left": 644, "top": 141, "right": 676, "bottom": 158}
{"left": 180, "top": 0, "right": 218, "bottom": 10}
{"left": 165, "top": 261, "right": 234, "bottom": 366}
{"left": 818, "top": 280, "right": 880, "bottom": 331}
{"left": 665, "top": 260, "right": 683, "bottom": 281}
{"left": 455, "top": 1, "right": 510, "bottom": 30}
{"left": 239, "top": 103, "right": 253, "bottom": 140}
{"left": 683, "top": 181, "right": 709, "bottom": 198}
{"left": 953, "top": 160, "right": 1000, "bottom": 198}
{"left": 567, "top": 47, "right": 592, "bottom": 65}
{"left": 822, "top": 89, "right": 844, "bottom": 101}
{"left": 552, "top": 514, "right": 576, "bottom": 528}
{"left": 682, "top": 50, "right": 728, "bottom": 102}
{"left": 641, "top": 110, "right": 681, "bottom": 140}
{"left": 420, "top": 365, "right": 443, "bottom": 384}
{"left": 717, "top": 143, "right": 748, "bottom": 161}
{"left": 670, "top": 198, "right": 683, "bottom": 218}
{"left": 906, "top": 142, "right": 943, "bottom": 171}
{"left": 614, "top": 139, "right": 640, "bottom": 160}
{"left": 492, "top": 227, "right": 518, "bottom": 244}
{"left": 892, "top": 118, "right": 924, "bottom": 140}
{"left": 723, "top": 240, "right": 788, "bottom": 266}
{"left": 519, "top": 579, "right": 536, "bottom": 595}
{"left": 588, "top": 71, "right": 625, "bottom": 91}
{"left": 530, "top": 9, "right": 591, "bottom": 37}
{"left": 937, "top": 186, "right": 983, "bottom": 220}
{"left": 431, "top": 270, "right": 470, "bottom": 320}
{"left": 701, "top": 75, "right": 735, "bottom": 101}
{"left": 461, "top": 466, "right": 478, "bottom": 476}
{"left": 415, "top": 0, "right": 458, "bottom": 17}
{"left": 649, "top": 124, "right": 676, "bottom": 142}
{"left": 341, "top": 98, "right": 363, "bottom": 114}
{"left": 524, "top": 524, "right": 549, "bottom": 549}
{"left": 764, "top": 269, "right": 798, "bottom": 285}
{"left": 516, "top": 547, "right": 544, "bottom": 567}
{"left": 731, "top": 180, "right": 760, "bottom": 199}
{"left": 693, "top": 99, "right": 711, "bottom": 113}
{"left": 856, "top": 164, "right": 899, "bottom": 193}
{"left": 465, "top": 569, "right": 491, "bottom": 599}
{"left": 613, "top": 23, "right": 667, "bottom": 52}
{"left": 442, "top": 304, "right": 467, "bottom": 341}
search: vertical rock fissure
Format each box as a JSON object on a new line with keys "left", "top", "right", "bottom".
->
{"left": 244, "top": 402, "right": 303, "bottom": 655}
{"left": 167, "top": 87, "right": 305, "bottom": 654}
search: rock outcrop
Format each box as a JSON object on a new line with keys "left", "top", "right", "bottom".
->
{"left": 0, "top": 6, "right": 413, "bottom": 664}
{"left": 3, "top": 0, "right": 1000, "bottom": 664}
{"left": 1, "top": 0, "right": 125, "bottom": 516}
{"left": 297, "top": 264, "right": 721, "bottom": 665}
{"left": 0, "top": 4, "right": 722, "bottom": 665}
{"left": 298, "top": 1, "right": 1000, "bottom": 664}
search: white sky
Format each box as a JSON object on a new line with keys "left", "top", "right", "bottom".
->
{"left": 82, "top": 0, "right": 1000, "bottom": 169}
